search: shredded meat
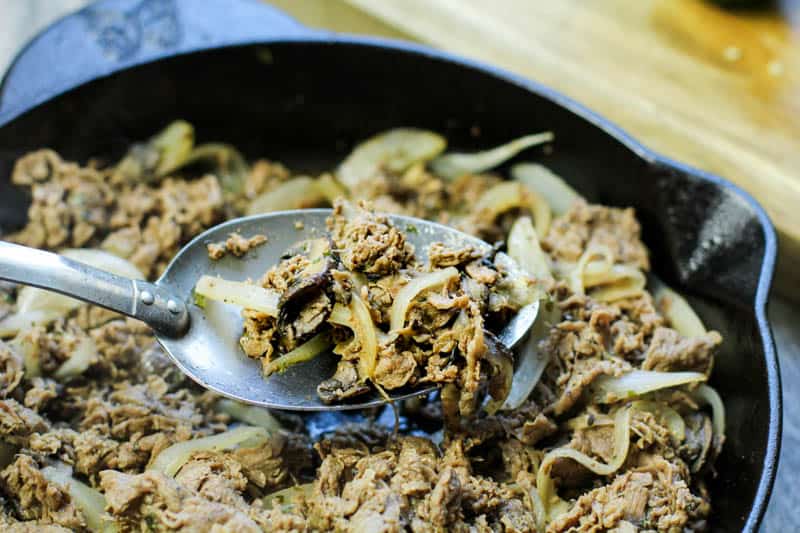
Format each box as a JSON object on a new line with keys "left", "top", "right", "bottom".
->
{"left": 0, "top": 456, "right": 85, "bottom": 530}
{"left": 543, "top": 200, "right": 650, "bottom": 270}
{"left": 642, "top": 327, "right": 722, "bottom": 374}
{"left": 0, "top": 129, "right": 720, "bottom": 532}
{"left": 101, "top": 469, "right": 267, "bottom": 532}
{"left": 11, "top": 151, "right": 225, "bottom": 277}
{"left": 548, "top": 456, "right": 709, "bottom": 532}
{"left": 328, "top": 200, "right": 414, "bottom": 275}
{"left": 207, "top": 233, "right": 267, "bottom": 260}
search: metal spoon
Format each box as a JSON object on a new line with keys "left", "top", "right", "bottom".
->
{"left": 0, "top": 209, "right": 538, "bottom": 411}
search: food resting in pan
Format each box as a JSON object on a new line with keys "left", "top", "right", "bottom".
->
{"left": 0, "top": 121, "right": 724, "bottom": 532}
{"left": 195, "top": 199, "right": 538, "bottom": 412}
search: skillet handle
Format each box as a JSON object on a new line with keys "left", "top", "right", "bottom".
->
{"left": 0, "top": 0, "right": 311, "bottom": 118}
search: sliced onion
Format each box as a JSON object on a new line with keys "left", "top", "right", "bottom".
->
{"left": 194, "top": 276, "right": 279, "bottom": 316}
{"left": 493, "top": 252, "right": 540, "bottom": 308}
{"left": 180, "top": 143, "right": 249, "bottom": 195}
{"left": 649, "top": 275, "right": 707, "bottom": 338}
{"left": 591, "top": 369, "right": 707, "bottom": 404}
{"left": 349, "top": 293, "right": 378, "bottom": 380}
{"left": 264, "top": 332, "right": 332, "bottom": 376}
{"left": 474, "top": 181, "right": 551, "bottom": 237}
{"left": 502, "top": 300, "right": 560, "bottom": 410}
{"left": 507, "top": 216, "right": 551, "bottom": 280}
{"left": 262, "top": 483, "right": 313, "bottom": 511}
{"left": 215, "top": 399, "right": 283, "bottom": 434}
{"left": 149, "top": 426, "right": 270, "bottom": 477}
{"left": 692, "top": 384, "right": 725, "bottom": 447}
{"left": 246, "top": 176, "right": 325, "bottom": 215}
{"left": 8, "top": 335, "right": 40, "bottom": 377}
{"left": 315, "top": 174, "right": 349, "bottom": 203}
{"left": 151, "top": 120, "right": 196, "bottom": 176}
{"left": 511, "top": 163, "right": 582, "bottom": 216}
{"left": 569, "top": 247, "right": 613, "bottom": 295}
{"left": 582, "top": 261, "right": 636, "bottom": 287}
{"left": 328, "top": 302, "right": 352, "bottom": 326}
{"left": 569, "top": 247, "right": 645, "bottom": 302}
{"left": 389, "top": 267, "right": 459, "bottom": 333}
{"left": 0, "top": 310, "right": 64, "bottom": 339}
{"left": 337, "top": 129, "right": 446, "bottom": 190}
{"left": 538, "top": 405, "right": 633, "bottom": 523}
{"left": 430, "top": 132, "right": 554, "bottom": 180}
{"left": 53, "top": 335, "right": 97, "bottom": 380}
{"left": 588, "top": 268, "right": 646, "bottom": 303}
{"left": 42, "top": 462, "right": 115, "bottom": 532}
{"left": 16, "top": 249, "right": 144, "bottom": 317}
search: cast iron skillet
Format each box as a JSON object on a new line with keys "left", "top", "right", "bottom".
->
{"left": 0, "top": 0, "right": 780, "bottom": 530}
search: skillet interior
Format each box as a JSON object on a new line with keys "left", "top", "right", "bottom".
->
{"left": 0, "top": 42, "right": 778, "bottom": 531}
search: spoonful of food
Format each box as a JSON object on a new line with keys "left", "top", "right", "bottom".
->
{"left": 0, "top": 205, "right": 540, "bottom": 411}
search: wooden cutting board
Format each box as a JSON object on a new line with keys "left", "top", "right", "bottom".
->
{"left": 272, "top": 0, "right": 800, "bottom": 299}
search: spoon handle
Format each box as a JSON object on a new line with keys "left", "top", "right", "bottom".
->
{"left": 0, "top": 241, "right": 189, "bottom": 337}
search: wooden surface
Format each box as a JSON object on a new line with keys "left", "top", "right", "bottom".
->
{"left": 1, "top": 0, "right": 798, "bottom": 529}
{"left": 344, "top": 0, "right": 800, "bottom": 300}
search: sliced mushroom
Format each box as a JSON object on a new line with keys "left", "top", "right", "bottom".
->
{"left": 317, "top": 360, "right": 370, "bottom": 404}
{"left": 681, "top": 411, "right": 714, "bottom": 473}
{"left": 278, "top": 238, "right": 336, "bottom": 332}
{"left": 483, "top": 331, "right": 514, "bottom": 414}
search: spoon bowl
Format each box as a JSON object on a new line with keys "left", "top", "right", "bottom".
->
{"left": 0, "top": 209, "right": 539, "bottom": 410}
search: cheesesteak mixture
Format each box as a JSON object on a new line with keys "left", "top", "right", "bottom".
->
{"left": 0, "top": 123, "right": 723, "bottom": 532}
{"left": 224, "top": 200, "right": 534, "bottom": 411}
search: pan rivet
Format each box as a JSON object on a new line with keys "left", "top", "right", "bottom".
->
{"left": 140, "top": 291, "right": 154, "bottom": 305}
{"left": 167, "top": 299, "right": 180, "bottom": 314}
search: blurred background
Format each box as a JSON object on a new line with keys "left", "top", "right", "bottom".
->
{"left": 1, "top": 0, "right": 798, "bottom": 529}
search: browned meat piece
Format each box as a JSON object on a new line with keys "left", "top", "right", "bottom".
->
{"left": 317, "top": 360, "right": 370, "bottom": 404}
{"left": 0, "top": 515, "right": 71, "bottom": 532}
{"left": 100, "top": 469, "right": 265, "bottom": 532}
{"left": 543, "top": 200, "right": 650, "bottom": 270}
{"left": 72, "top": 376, "right": 216, "bottom": 475}
{"left": 307, "top": 437, "right": 533, "bottom": 532}
{"left": 10, "top": 149, "right": 64, "bottom": 186}
{"left": 23, "top": 378, "right": 60, "bottom": 412}
{"left": 0, "top": 456, "right": 85, "bottom": 530}
{"left": 174, "top": 452, "right": 251, "bottom": 507}
{"left": 328, "top": 200, "right": 414, "bottom": 275}
{"left": 428, "top": 242, "right": 484, "bottom": 268}
{"left": 10, "top": 150, "right": 225, "bottom": 278}
{"left": 230, "top": 440, "right": 289, "bottom": 492}
{"left": 0, "top": 399, "right": 49, "bottom": 447}
{"left": 373, "top": 345, "right": 418, "bottom": 389}
{"left": 549, "top": 357, "right": 629, "bottom": 415}
{"left": 617, "top": 294, "right": 664, "bottom": 336}
{"left": 243, "top": 159, "right": 292, "bottom": 200}
{"left": 207, "top": 232, "right": 267, "bottom": 260}
{"left": 240, "top": 310, "right": 278, "bottom": 360}
{"left": 0, "top": 342, "right": 24, "bottom": 398}
{"left": 547, "top": 456, "right": 709, "bottom": 532}
{"left": 642, "top": 327, "right": 722, "bottom": 374}
{"left": 28, "top": 428, "right": 79, "bottom": 466}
